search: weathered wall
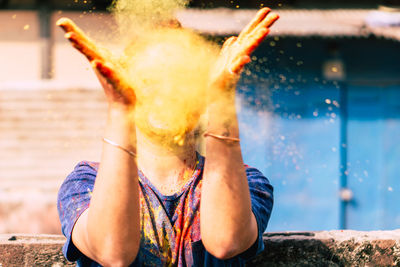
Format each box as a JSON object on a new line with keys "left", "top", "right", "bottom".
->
{"left": 1, "top": 230, "right": 399, "bottom": 266}
{"left": 0, "top": 89, "right": 106, "bottom": 234}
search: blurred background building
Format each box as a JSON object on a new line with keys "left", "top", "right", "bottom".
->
{"left": 0, "top": 0, "right": 399, "bottom": 234}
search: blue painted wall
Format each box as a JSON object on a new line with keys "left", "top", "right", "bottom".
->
{"left": 237, "top": 37, "right": 400, "bottom": 231}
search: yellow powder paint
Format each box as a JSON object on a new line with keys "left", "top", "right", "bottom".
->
{"left": 107, "top": 0, "right": 219, "bottom": 146}
{"left": 109, "top": 0, "right": 189, "bottom": 35}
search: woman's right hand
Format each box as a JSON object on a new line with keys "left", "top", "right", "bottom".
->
{"left": 57, "top": 18, "right": 136, "bottom": 109}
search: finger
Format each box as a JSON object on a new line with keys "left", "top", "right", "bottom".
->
{"left": 57, "top": 18, "right": 90, "bottom": 41}
{"left": 57, "top": 17, "right": 104, "bottom": 61}
{"left": 230, "top": 55, "right": 251, "bottom": 74}
{"left": 241, "top": 27, "right": 270, "bottom": 56}
{"left": 92, "top": 60, "right": 122, "bottom": 88}
{"left": 257, "top": 12, "right": 279, "bottom": 31}
{"left": 92, "top": 60, "right": 135, "bottom": 100}
{"left": 92, "top": 60, "right": 137, "bottom": 104}
{"left": 221, "top": 36, "right": 237, "bottom": 54}
{"left": 65, "top": 32, "right": 99, "bottom": 61}
{"left": 236, "top": 13, "right": 278, "bottom": 57}
{"left": 238, "top": 8, "right": 271, "bottom": 40}
{"left": 241, "top": 13, "right": 279, "bottom": 45}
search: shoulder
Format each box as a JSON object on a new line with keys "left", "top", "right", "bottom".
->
{"left": 64, "top": 161, "right": 99, "bottom": 182}
{"left": 72, "top": 161, "right": 100, "bottom": 173}
{"left": 57, "top": 161, "right": 99, "bottom": 261}
{"left": 245, "top": 165, "right": 273, "bottom": 192}
{"left": 57, "top": 161, "right": 99, "bottom": 203}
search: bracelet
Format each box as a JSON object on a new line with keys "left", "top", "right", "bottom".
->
{"left": 103, "top": 138, "right": 136, "bottom": 158}
{"left": 203, "top": 132, "right": 240, "bottom": 143}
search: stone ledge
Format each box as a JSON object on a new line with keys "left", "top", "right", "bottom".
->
{"left": 251, "top": 230, "right": 400, "bottom": 267}
{"left": 0, "top": 234, "right": 74, "bottom": 267}
{"left": 0, "top": 231, "right": 399, "bottom": 266}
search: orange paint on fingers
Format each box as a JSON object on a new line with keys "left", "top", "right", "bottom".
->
{"left": 64, "top": 32, "right": 102, "bottom": 62}
{"left": 93, "top": 60, "right": 133, "bottom": 101}
{"left": 56, "top": 17, "right": 75, "bottom": 32}
{"left": 58, "top": 17, "right": 104, "bottom": 61}
{"left": 57, "top": 17, "right": 88, "bottom": 40}
{"left": 93, "top": 61, "right": 122, "bottom": 87}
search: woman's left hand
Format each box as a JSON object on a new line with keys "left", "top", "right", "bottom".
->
{"left": 210, "top": 8, "right": 279, "bottom": 91}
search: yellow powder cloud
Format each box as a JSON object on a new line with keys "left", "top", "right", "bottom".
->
{"left": 110, "top": 0, "right": 219, "bottom": 146}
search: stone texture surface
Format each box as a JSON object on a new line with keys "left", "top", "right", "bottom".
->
{"left": 0, "top": 234, "right": 74, "bottom": 266}
{"left": 1, "top": 231, "right": 400, "bottom": 266}
{"left": 250, "top": 230, "right": 400, "bottom": 267}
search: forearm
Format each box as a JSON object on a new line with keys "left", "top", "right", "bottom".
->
{"left": 73, "top": 106, "right": 140, "bottom": 266}
{"left": 201, "top": 93, "right": 258, "bottom": 259}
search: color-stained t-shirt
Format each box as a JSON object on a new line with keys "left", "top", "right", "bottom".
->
{"left": 57, "top": 154, "right": 274, "bottom": 266}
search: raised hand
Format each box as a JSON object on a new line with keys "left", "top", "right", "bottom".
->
{"left": 56, "top": 18, "right": 136, "bottom": 107}
{"left": 210, "top": 8, "right": 279, "bottom": 91}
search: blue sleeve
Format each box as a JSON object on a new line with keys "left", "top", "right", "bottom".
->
{"left": 240, "top": 166, "right": 274, "bottom": 260}
{"left": 57, "top": 161, "right": 98, "bottom": 262}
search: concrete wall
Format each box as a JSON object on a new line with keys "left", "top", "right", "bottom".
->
{"left": 0, "top": 230, "right": 399, "bottom": 266}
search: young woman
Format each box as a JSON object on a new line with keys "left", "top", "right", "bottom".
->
{"left": 57, "top": 8, "right": 279, "bottom": 266}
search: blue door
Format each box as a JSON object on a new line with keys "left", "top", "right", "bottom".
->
{"left": 236, "top": 36, "right": 400, "bottom": 231}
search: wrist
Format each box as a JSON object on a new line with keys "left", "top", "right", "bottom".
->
{"left": 105, "top": 106, "right": 136, "bottom": 147}
{"left": 108, "top": 102, "right": 135, "bottom": 114}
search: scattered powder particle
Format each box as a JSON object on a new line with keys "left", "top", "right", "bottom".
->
{"left": 23, "top": 24, "right": 30, "bottom": 30}
{"left": 333, "top": 100, "right": 340, "bottom": 107}
{"left": 325, "top": 99, "right": 332, "bottom": 104}
{"left": 12, "top": 14, "right": 16, "bottom": 19}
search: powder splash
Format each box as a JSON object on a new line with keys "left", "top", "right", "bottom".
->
{"left": 109, "top": 0, "right": 219, "bottom": 146}
{"left": 109, "top": 0, "right": 189, "bottom": 39}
